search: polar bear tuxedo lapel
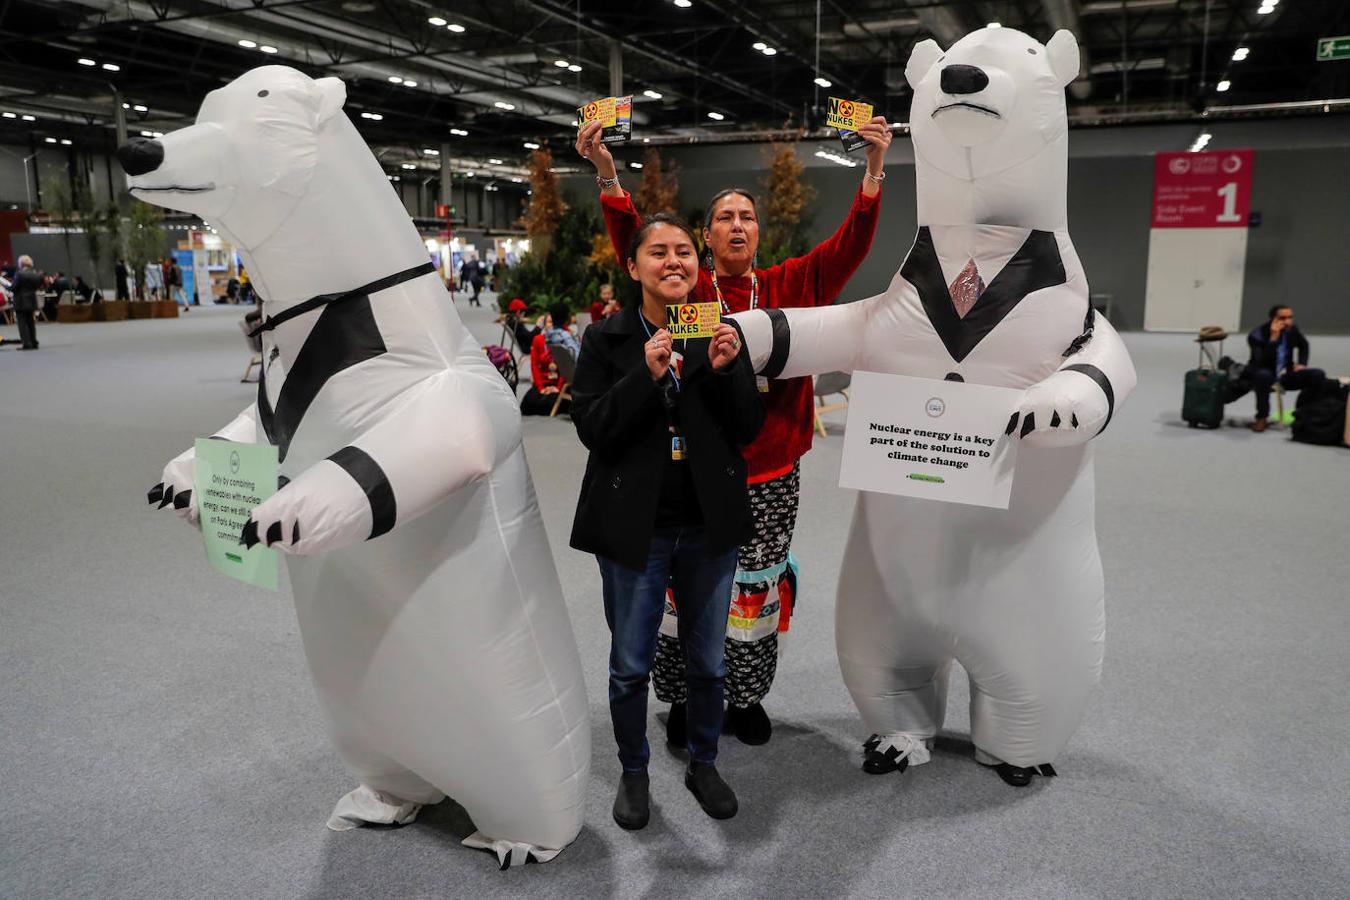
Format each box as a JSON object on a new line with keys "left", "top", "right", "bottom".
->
{"left": 903, "top": 226, "right": 1067, "bottom": 363}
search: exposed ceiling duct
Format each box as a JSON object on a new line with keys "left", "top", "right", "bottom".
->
{"left": 899, "top": 0, "right": 969, "bottom": 48}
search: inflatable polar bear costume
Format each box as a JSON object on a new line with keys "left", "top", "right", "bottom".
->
{"left": 124, "top": 66, "right": 588, "bottom": 866}
{"left": 733, "top": 27, "right": 1136, "bottom": 782}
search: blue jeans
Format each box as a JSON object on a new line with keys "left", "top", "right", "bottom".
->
{"left": 598, "top": 527, "right": 737, "bottom": 772}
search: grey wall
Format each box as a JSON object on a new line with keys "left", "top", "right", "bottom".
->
{"left": 565, "top": 114, "right": 1350, "bottom": 334}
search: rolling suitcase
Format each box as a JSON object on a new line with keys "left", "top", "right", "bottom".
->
{"left": 1183, "top": 327, "right": 1227, "bottom": 429}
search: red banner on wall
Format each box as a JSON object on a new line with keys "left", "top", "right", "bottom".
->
{"left": 1152, "top": 149, "right": 1253, "bottom": 228}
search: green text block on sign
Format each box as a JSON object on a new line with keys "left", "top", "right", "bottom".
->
{"left": 193, "top": 439, "right": 279, "bottom": 591}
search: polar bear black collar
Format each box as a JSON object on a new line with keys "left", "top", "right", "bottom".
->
{"left": 254, "top": 261, "right": 434, "bottom": 464}
{"left": 902, "top": 226, "right": 1066, "bottom": 364}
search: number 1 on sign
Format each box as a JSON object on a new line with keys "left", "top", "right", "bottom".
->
{"left": 1216, "top": 181, "right": 1242, "bottom": 223}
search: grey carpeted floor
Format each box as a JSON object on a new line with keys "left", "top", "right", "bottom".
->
{"left": 2, "top": 300, "right": 1347, "bottom": 900}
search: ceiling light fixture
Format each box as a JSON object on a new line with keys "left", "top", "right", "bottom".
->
{"left": 643, "top": 89, "right": 663, "bottom": 99}
{"left": 238, "top": 39, "right": 257, "bottom": 49}
{"left": 752, "top": 42, "right": 766, "bottom": 51}
{"left": 78, "top": 58, "right": 96, "bottom": 66}
{"left": 401, "top": 163, "right": 416, "bottom": 170}
{"left": 762, "top": 47, "right": 778, "bottom": 56}
{"left": 630, "top": 162, "right": 643, "bottom": 169}
{"left": 133, "top": 104, "right": 147, "bottom": 112}
{"left": 102, "top": 63, "right": 120, "bottom": 71}
{"left": 489, "top": 158, "right": 503, "bottom": 164}
{"left": 447, "top": 23, "right": 465, "bottom": 33}
{"left": 494, "top": 101, "right": 515, "bottom": 110}
{"left": 21, "top": 114, "right": 36, "bottom": 121}
{"left": 450, "top": 127, "right": 469, "bottom": 136}
{"left": 988, "top": 21, "right": 1002, "bottom": 28}
{"left": 259, "top": 45, "right": 278, "bottom": 54}
{"left": 707, "top": 111, "right": 725, "bottom": 120}
{"left": 523, "top": 141, "right": 540, "bottom": 149}
{"left": 44, "top": 137, "right": 57, "bottom": 143}
{"left": 389, "top": 75, "right": 404, "bottom": 84}
{"left": 403, "top": 80, "right": 418, "bottom": 88}
{"left": 814, "top": 76, "right": 831, "bottom": 88}
{"left": 555, "top": 59, "right": 570, "bottom": 68}
{"left": 60, "top": 139, "right": 72, "bottom": 145}
{"left": 1217, "top": 80, "right": 1231, "bottom": 92}
{"left": 424, "top": 148, "right": 440, "bottom": 155}
{"left": 428, "top": 16, "right": 446, "bottom": 26}
{"left": 2, "top": 112, "right": 15, "bottom": 119}
{"left": 1190, "top": 131, "right": 1212, "bottom": 152}
{"left": 1232, "top": 47, "right": 1249, "bottom": 61}
{"left": 674, "top": 0, "right": 692, "bottom": 7}
{"left": 567, "top": 64, "right": 582, "bottom": 72}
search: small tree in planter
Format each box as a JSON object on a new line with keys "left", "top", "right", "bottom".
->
{"left": 102, "top": 201, "right": 123, "bottom": 300}
{"left": 47, "top": 181, "right": 78, "bottom": 274}
{"left": 125, "top": 201, "right": 166, "bottom": 301}
{"left": 74, "top": 180, "right": 106, "bottom": 296}
{"left": 758, "top": 135, "right": 816, "bottom": 268}
{"left": 634, "top": 148, "right": 680, "bottom": 216}
{"left": 518, "top": 148, "right": 565, "bottom": 262}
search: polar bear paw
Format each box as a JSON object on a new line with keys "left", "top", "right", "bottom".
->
{"left": 461, "top": 832, "right": 562, "bottom": 870}
{"left": 325, "top": 784, "right": 422, "bottom": 832}
{"left": 861, "top": 732, "right": 932, "bottom": 775}
{"left": 148, "top": 452, "right": 199, "bottom": 524}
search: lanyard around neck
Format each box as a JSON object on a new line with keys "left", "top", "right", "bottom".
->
{"left": 710, "top": 268, "right": 757, "bottom": 315}
{"left": 638, "top": 308, "right": 685, "bottom": 393}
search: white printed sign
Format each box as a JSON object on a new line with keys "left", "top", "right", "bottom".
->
{"left": 839, "top": 372, "right": 1021, "bottom": 509}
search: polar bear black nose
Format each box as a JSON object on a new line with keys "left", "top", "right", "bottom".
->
{"left": 940, "top": 65, "right": 989, "bottom": 95}
{"left": 115, "top": 137, "right": 165, "bottom": 176}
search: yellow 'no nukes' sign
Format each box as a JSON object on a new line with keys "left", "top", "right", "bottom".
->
{"left": 666, "top": 302, "right": 720, "bottom": 338}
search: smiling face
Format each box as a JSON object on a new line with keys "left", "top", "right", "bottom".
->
{"left": 121, "top": 66, "right": 346, "bottom": 249}
{"left": 907, "top": 28, "right": 1078, "bottom": 178}
{"left": 702, "top": 191, "right": 759, "bottom": 275}
{"left": 627, "top": 221, "right": 698, "bottom": 306}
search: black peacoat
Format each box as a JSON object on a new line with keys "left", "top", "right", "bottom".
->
{"left": 569, "top": 302, "right": 766, "bottom": 571}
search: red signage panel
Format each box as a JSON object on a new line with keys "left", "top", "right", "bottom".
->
{"left": 1152, "top": 149, "right": 1253, "bottom": 228}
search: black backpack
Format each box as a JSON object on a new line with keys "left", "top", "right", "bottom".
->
{"left": 1291, "top": 381, "right": 1349, "bottom": 446}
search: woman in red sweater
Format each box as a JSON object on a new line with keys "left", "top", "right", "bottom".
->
{"left": 576, "top": 117, "right": 892, "bottom": 746}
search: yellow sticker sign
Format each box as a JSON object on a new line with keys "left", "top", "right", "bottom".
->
{"left": 825, "top": 96, "right": 874, "bottom": 131}
{"left": 666, "top": 302, "right": 720, "bottom": 338}
{"left": 578, "top": 96, "right": 618, "bottom": 128}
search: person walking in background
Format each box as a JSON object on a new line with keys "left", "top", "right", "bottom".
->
{"left": 114, "top": 259, "right": 130, "bottom": 301}
{"left": 168, "top": 259, "right": 187, "bottom": 307}
{"left": 144, "top": 260, "right": 164, "bottom": 300}
{"left": 460, "top": 254, "right": 485, "bottom": 307}
{"left": 577, "top": 109, "right": 892, "bottom": 747}
{"left": 12, "top": 255, "right": 44, "bottom": 350}
{"left": 568, "top": 214, "right": 765, "bottom": 830}
{"left": 1245, "top": 305, "right": 1326, "bottom": 432}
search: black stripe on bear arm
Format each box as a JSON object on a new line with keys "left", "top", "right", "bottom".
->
{"left": 328, "top": 446, "right": 397, "bottom": 539}
{"left": 1061, "top": 364, "right": 1115, "bottom": 433}
{"left": 761, "top": 308, "right": 791, "bottom": 380}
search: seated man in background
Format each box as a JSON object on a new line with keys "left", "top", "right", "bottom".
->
{"left": 545, "top": 301, "right": 582, "bottom": 360}
{"left": 72, "top": 275, "right": 95, "bottom": 303}
{"left": 1246, "top": 305, "right": 1325, "bottom": 432}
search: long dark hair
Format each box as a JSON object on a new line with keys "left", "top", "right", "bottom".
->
{"left": 625, "top": 212, "right": 700, "bottom": 262}
{"left": 701, "top": 188, "right": 757, "bottom": 269}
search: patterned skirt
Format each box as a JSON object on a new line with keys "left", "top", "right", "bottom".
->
{"left": 652, "top": 462, "right": 802, "bottom": 707}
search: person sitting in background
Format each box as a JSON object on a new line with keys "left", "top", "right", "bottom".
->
{"left": 545, "top": 301, "right": 582, "bottom": 360}
{"left": 519, "top": 327, "right": 568, "bottom": 416}
{"left": 73, "top": 275, "right": 94, "bottom": 303}
{"left": 1245, "top": 305, "right": 1326, "bottom": 432}
{"left": 589, "top": 283, "right": 617, "bottom": 326}
{"left": 45, "top": 271, "right": 70, "bottom": 320}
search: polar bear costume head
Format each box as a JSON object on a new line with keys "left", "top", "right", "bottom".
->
{"left": 119, "top": 66, "right": 428, "bottom": 312}
{"left": 906, "top": 27, "right": 1079, "bottom": 231}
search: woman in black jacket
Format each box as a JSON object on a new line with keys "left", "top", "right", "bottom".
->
{"left": 570, "top": 214, "right": 765, "bottom": 831}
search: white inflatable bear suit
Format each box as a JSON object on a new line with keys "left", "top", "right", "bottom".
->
{"left": 733, "top": 28, "right": 1136, "bottom": 782}
{"left": 123, "top": 66, "right": 589, "bottom": 865}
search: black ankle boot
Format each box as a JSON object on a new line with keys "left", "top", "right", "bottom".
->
{"left": 685, "top": 762, "right": 738, "bottom": 819}
{"left": 729, "top": 702, "right": 772, "bottom": 745}
{"left": 665, "top": 701, "right": 687, "bottom": 749}
{"left": 612, "top": 770, "right": 650, "bottom": 830}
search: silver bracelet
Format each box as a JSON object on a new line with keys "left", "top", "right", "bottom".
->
{"left": 596, "top": 174, "right": 620, "bottom": 190}
{"left": 865, "top": 170, "right": 887, "bottom": 183}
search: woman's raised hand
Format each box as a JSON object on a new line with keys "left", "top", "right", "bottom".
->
{"left": 857, "top": 116, "right": 893, "bottom": 184}
{"left": 708, "top": 322, "right": 743, "bottom": 371}
{"left": 575, "top": 120, "right": 618, "bottom": 181}
{"left": 645, "top": 328, "right": 673, "bottom": 381}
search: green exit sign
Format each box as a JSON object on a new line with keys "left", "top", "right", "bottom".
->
{"left": 1316, "top": 35, "right": 1350, "bottom": 61}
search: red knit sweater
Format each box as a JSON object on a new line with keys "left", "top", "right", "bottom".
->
{"left": 601, "top": 186, "right": 881, "bottom": 481}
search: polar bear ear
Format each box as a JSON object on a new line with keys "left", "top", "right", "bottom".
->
{"left": 313, "top": 76, "right": 347, "bottom": 127}
{"left": 906, "top": 39, "right": 944, "bottom": 89}
{"left": 1046, "top": 30, "right": 1081, "bottom": 88}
